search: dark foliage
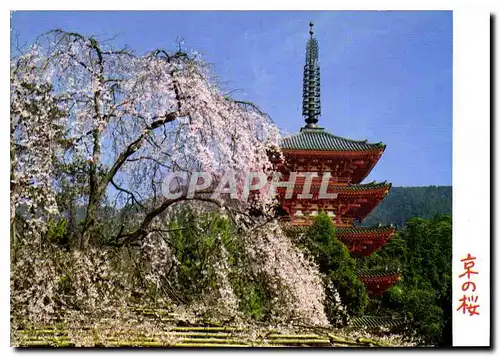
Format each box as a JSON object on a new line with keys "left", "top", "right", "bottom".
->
{"left": 358, "top": 214, "right": 452, "bottom": 346}
{"left": 304, "top": 212, "right": 368, "bottom": 320}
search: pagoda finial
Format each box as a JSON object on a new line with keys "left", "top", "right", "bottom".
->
{"left": 302, "top": 21, "right": 321, "bottom": 128}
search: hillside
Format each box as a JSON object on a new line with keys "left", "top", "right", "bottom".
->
{"left": 361, "top": 186, "right": 452, "bottom": 228}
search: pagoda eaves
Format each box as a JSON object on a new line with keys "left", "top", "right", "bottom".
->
{"left": 357, "top": 269, "right": 401, "bottom": 296}
{"left": 336, "top": 225, "right": 396, "bottom": 257}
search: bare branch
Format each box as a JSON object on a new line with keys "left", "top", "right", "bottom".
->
{"left": 115, "top": 197, "right": 222, "bottom": 246}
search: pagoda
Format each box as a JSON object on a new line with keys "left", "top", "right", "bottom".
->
{"left": 274, "top": 23, "right": 399, "bottom": 296}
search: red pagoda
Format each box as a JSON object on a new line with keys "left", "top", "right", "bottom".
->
{"left": 275, "top": 23, "right": 400, "bottom": 296}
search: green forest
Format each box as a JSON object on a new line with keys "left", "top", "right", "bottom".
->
{"left": 357, "top": 185, "right": 452, "bottom": 346}
{"left": 357, "top": 214, "right": 452, "bottom": 346}
{"left": 361, "top": 186, "right": 452, "bottom": 227}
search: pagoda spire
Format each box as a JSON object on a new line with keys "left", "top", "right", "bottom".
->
{"left": 302, "top": 22, "right": 321, "bottom": 128}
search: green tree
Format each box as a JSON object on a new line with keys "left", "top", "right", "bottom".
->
{"left": 305, "top": 211, "right": 368, "bottom": 318}
{"left": 167, "top": 207, "right": 270, "bottom": 321}
{"left": 364, "top": 214, "right": 452, "bottom": 346}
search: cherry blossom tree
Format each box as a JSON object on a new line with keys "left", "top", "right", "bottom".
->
{"left": 10, "top": 30, "right": 340, "bottom": 330}
{"left": 10, "top": 29, "right": 281, "bottom": 249}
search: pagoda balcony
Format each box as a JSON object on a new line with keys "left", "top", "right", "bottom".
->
{"left": 278, "top": 181, "right": 391, "bottom": 225}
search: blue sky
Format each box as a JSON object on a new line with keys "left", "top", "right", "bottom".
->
{"left": 11, "top": 11, "right": 452, "bottom": 186}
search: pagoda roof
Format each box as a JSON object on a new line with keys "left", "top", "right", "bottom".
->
{"left": 357, "top": 268, "right": 400, "bottom": 279}
{"left": 357, "top": 269, "right": 401, "bottom": 296}
{"left": 291, "top": 180, "right": 391, "bottom": 194}
{"left": 337, "top": 226, "right": 396, "bottom": 256}
{"left": 333, "top": 181, "right": 391, "bottom": 192}
{"left": 280, "top": 127, "right": 385, "bottom": 152}
{"left": 349, "top": 315, "right": 407, "bottom": 330}
{"left": 336, "top": 225, "right": 395, "bottom": 235}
